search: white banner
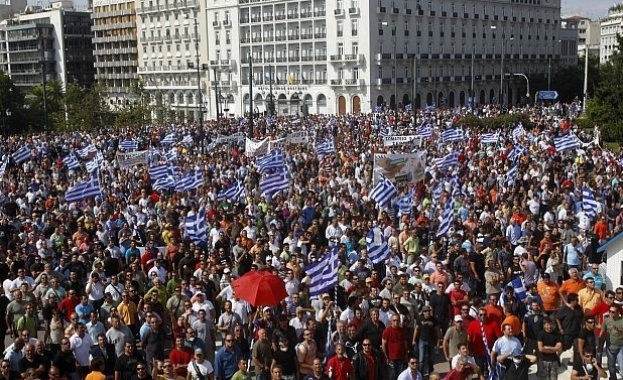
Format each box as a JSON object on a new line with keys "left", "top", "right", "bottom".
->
{"left": 116, "top": 150, "right": 149, "bottom": 169}
{"left": 268, "top": 138, "right": 286, "bottom": 152}
{"left": 267, "top": 131, "right": 309, "bottom": 152}
{"left": 383, "top": 135, "right": 419, "bottom": 147}
{"left": 216, "top": 132, "right": 246, "bottom": 145}
{"left": 245, "top": 138, "right": 269, "bottom": 157}
{"left": 373, "top": 151, "right": 426, "bottom": 185}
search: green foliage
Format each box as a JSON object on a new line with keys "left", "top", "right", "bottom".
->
{"left": 456, "top": 113, "right": 534, "bottom": 131}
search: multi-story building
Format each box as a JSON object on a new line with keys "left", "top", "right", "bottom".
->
{"left": 135, "top": 0, "right": 209, "bottom": 123}
{"left": 0, "top": 2, "right": 94, "bottom": 89}
{"left": 138, "top": 0, "right": 566, "bottom": 117}
{"left": 563, "top": 16, "right": 600, "bottom": 57}
{"left": 0, "top": 0, "right": 27, "bottom": 22}
{"left": 600, "top": 6, "right": 623, "bottom": 63}
{"left": 91, "top": 0, "right": 139, "bottom": 107}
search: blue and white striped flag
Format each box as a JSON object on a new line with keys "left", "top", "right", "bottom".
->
{"left": 153, "top": 176, "right": 176, "bottom": 191}
{"left": 368, "top": 234, "right": 391, "bottom": 265}
{"left": 85, "top": 159, "right": 99, "bottom": 174}
{"left": 65, "top": 176, "right": 102, "bottom": 203}
{"left": 63, "top": 154, "right": 80, "bottom": 170}
{"left": 554, "top": 134, "right": 580, "bottom": 152}
{"left": 260, "top": 171, "right": 290, "bottom": 197}
{"left": 0, "top": 159, "right": 8, "bottom": 178}
{"left": 12, "top": 145, "right": 31, "bottom": 164}
{"left": 393, "top": 192, "right": 415, "bottom": 215}
{"left": 165, "top": 149, "right": 177, "bottom": 162}
{"left": 507, "top": 144, "right": 527, "bottom": 162}
{"left": 480, "top": 132, "right": 500, "bottom": 144}
{"left": 434, "top": 151, "right": 459, "bottom": 171}
{"left": 369, "top": 177, "right": 397, "bottom": 207}
{"left": 512, "top": 124, "right": 526, "bottom": 141}
{"left": 161, "top": 133, "right": 176, "bottom": 145}
{"left": 432, "top": 181, "right": 444, "bottom": 205}
{"left": 501, "top": 278, "right": 527, "bottom": 303}
{"left": 175, "top": 170, "right": 203, "bottom": 192}
{"left": 216, "top": 180, "right": 244, "bottom": 202}
{"left": 416, "top": 123, "right": 433, "bottom": 138}
{"left": 442, "top": 128, "right": 464, "bottom": 143}
{"left": 505, "top": 165, "right": 519, "bottom": 186}
{"left": 405, "top": 104, "right": 413, "bottom": 112}
{"left": 76, "top": 144, "right": 97, "bottom": 158}
{"left": 450, "top": 174, "right": 462, "bottom": 198}
{"left": 582, "top": 186, "right": 599, "bottom": 220}
{"left": 256, "top": 151, "right": 285, "bottom": 174}
{"left": 148, "top": 164, "right": 169, "bottom": 181}
{"left": 182, "top": 135, "right": 194, "bottom": 146}
{"left": 436, "top": 199, "right": 454, "bottom": 237}
{"left": 185, "top": 208, "right": 207, "bottom": 243}
{"left": 119, "top": 140, "right": 138, "bottom": 151}
{"left": 315, "top": 141, "right": 335, "bottom": 158}
{"left": 305, "top": 247, "right": 339, "bottom": 297}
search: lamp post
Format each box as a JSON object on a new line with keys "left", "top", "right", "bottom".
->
{"left": 2, "top": 109, "right": 11, "bottom": 135}
{"left": 490, "top": 26, "right": 514, "bottom": 106}
{"left": 513, "top": 73, "right": 530, "bottom": 106}
{"left": 382, "top": 21, "right": 397, "bottom": 126}
{"left": 186, "top": 13, "right": 204, "bottom": 150}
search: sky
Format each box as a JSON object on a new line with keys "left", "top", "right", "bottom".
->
{"left": 562, "top": 0, "right": 614, "bottom": 18}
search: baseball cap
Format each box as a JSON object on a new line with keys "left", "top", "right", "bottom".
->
{"left": 454, "top": 315, "right": 463, "bottom": 322}
{"left": 194, "top": 348, "right": 203, "bottom": 355}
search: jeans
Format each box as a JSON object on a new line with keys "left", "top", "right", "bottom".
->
{"left": 388, "top": 360, "right": 406, "bottom": 380}
{"left": 537, "top": 359, "right": 558, "bottom": 380}
{"left": 606, "top": 345, "right": 623, "bottom": 380}
{"left": 417, "top": 340, "right": 434, "bottom": 373}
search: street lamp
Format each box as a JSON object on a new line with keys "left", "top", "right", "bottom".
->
{"left": 490, "top": 26, "right": 514, "bottom": 106}
{"left": 185, "top": 13, "right": 204, "bottom": 150}
{"left": 513, "top": 73, "right": 530, "bottom": 106}
{"left": 382, "top": 21, "right": 397, "bottom": 125}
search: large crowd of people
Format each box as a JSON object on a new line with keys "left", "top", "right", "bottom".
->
{"left": 0, "top": 102, "right": 620, "bottom": 380}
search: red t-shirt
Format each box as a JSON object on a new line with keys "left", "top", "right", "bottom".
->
{"left": 58, "top": 297, "right": 79, "bottom": 321}
{"left": 381, "top": 326, "right": 407, "bottom": 361}
{"left": 325, "top": 355, "right": 354, "bottom": 380}
{"left": 445, "top": 367, "right": 475, "bottom": 380}
{"left": 363, "top": 352, "right": 376, "bottom": 380}
{"left": 169, "top": 347, "right": 193, "bottom": 377}
{"left": 466, "top": 320, "right": 500, "bottom": 356}
{"left": 450, "top": 289, "right": 468, "bottom": 315}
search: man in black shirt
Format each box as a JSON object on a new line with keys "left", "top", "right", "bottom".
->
{"left": 357, "top": 308, "right": 385, "bottom": 349}
{"left": 52, "top": 338, "right": 78, "bottom": 380}
{"left": 571, "top": 352, "right": 607, "bottom": 380}
{"left": 413, "top": 305, "right": 439, "bottom": 375}
{"left": 501, "top": 354, "right": 537, "bottom": 380}
{"left": 577, "top": 316, "right": 598, "bottom": 367}
{"left": 537, "top": 318, "right": 562, "bottom": 380}
{"left": 115, "top": 342, "right": 143, "bottom": 380}
{"left": 19, "top": 344, "right": 46, "bottom": 380}
{"left": 555, "top": 293, "right": 584, "bottom": 352}
{"left": 429, "top": 282, "right": 451, "bottom": 330}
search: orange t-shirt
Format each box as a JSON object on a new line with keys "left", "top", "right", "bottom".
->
{"left": 559, "top": 278, "right": 586, "bottom": 297}
{"left": 537, "top": 281, "right": 561, "bottom": 312}
{"left": 85, "top": 371, "right": 106, "bottom": 380}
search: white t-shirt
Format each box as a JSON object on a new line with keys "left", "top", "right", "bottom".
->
{"left": 187, "top": 359, "right": 214, "bottom": 380}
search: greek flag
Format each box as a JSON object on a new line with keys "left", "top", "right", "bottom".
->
{"left": 185, "top": 208, "right": 207, "bottom": 243}
{"left": 165, "top": 149, "right": 177, "bottom": 162}
{"left": 260, "top": 171, "right": 290, "bottom": 197}
{"left": 119, "top": 140, "right": 138, "bottom": 151}
{"left": 153, "top": 176, "right": 176, "bottom": 191}
{"left": 405, "top": 104, "right": 413, "bottom": 112}
{"left": 369, "top": 177, "right": 397, "bottom": 207}
{"left": 0, "top": 159, "right": 7, "bottom": 178}
{"left": 12, "top": 145, "right": 31, "bottom": 164}
{"left": 450, "top": 174, "right": 462, "bottom": 198}
{"left": 442, "top": 128, "right": 464, "bottom": 143}
{"left": 512, "top": 124, "right": 526, "bottom": 140}
{"left": 65, "top": 176, "right": 102, "bottom": 203}
{"left": 216, "top": 180, "right": 244, "bottom": 202}
{"left": 432, "top": 181, "right": 444, "bottom": 205}
{"left": 502, "top": 278, "right": 527, "bottom": 302}
{"left": 393, "top": 192, "right": 415, "bottom": 215}
{"left": 85, "top": 159, "right": 99, "bottom": 173}
{"left": 182, "top": 135, "right": 194, "bottom": 146}
{"left": 434, "top": 151, "right": 459, "bottom": 170}
{"left": 256, "top": 151, "right": 285, "bottom": 174}
{"left": 148, "top": 164, "right": 169, "bottom": 181}
{"left": 305, "top": 247, "right": 339, "bottom": 297}
{"left": 554, "top": 134, "right": 580, "bottom": 152}
{"left": 374, "top": 105, "right": 383, "bottom": 113}
{"left": 436, "top": 199, "right": 454, "bottom": 237}
{"left": 507, "top": 144, "right": 527, "bottom": 162}
{"left": 368, "top": 234, "right": 391, "bottom": 265}
{"left": 505, "top": 165, "right": 519, "bottom": 186}
{"left": 582, "top": 186, "right": 599, "bottom": 220}
{"left": 379, "top": 125, "right": 391, "bottom": 138}
{"left": 63, "top": 154, "right": 80, "bottom": 170}
{"left": 76, "top": 144, "right": 97, "bottom": 158}
{"left": 416, "top": 123, "right": 433, "bottom": 138}
{"left": 161, "top": 133, "right": 176, "bottom": 145}
{"left": 480, "top": 132, "right": 500, "bottom": 144}
{"left": 175, "top": 170, "right": 203, "bottom": 192}
{"left": 315, "top": 141, "right": 335, "bottom": 158}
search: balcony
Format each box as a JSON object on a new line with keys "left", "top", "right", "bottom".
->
{"left": 264, "top": 57, "right": 275, "bottom": 63}
{"left": 263, "top": 15, "right": 273, "bottom": 21}
{"left": 241, "top": 38, "right": 250, "bottom": 43}
{"left": 330, "top": 79, "right": 342, "bottom": 85}
{"left": 301, "top": 56, "right": 314, "bottom": 61}
{"left": 344, "top": 54, "right": 361, "bottom": 62}
{"left": 223, "top": 20, "right": 231, "bottom": 27}
{"left": 315, "top": 79, "right": 327, "bottom": 84}
{"left": 287, "top": 34, "right": 299, "bottom": 40}
{"left": 275, "top": 35, "right": 287, "bottom": 41}
{"left": 251, "top": 16, "right": 261, "bottom": 22}
{"left": 240, "top": 18, "right": 249, "bottom": 23}
{"left": 275, "top": 14, "right": 286, "bottom": 20}
{"left": 314, "top": 10, "right": 326, "bottom": 16}
{"left": 330, "top": 55, "right": 341, "bottom": 61}
{"left": 263, "top": 36, "right": 274, "bottom": 42}
{"left": 212, "top": 21, "right": 220, "bottom": 27}
{"left": 344, "top": 79, "right": 362, "bottom": 86}
{"left": 300, "top": 10, "right": 311, "bottom": 17}
{"left": 300, "top": 33, "right": 313, "bottom": 39}
{"left": 316, "top": 55, "right": 327, "bottom": 60}
{"left": 288, "top": 56, "right": 300, "bottom": 62}
{"left": 276, "top": 57, "right": 288, "bottom": 63}
{"left": 349, "top": 8, "right": 359, "bottom": 15}
{"left": 314, "top": 33, "right": 326, "bottom": 38}
{"left": 301, "top": 79, "right": 314, "bottom": 84}
{"left": 252, "top": 58, "right": 262, "bottom": 63}
{"left": 252, "top": 37, "right": 262, "bottom": 42}
{"left": 287, "top": 12, "right": 298, "bottom": 19}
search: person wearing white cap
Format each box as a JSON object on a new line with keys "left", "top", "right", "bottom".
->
{"left": 442, "top": 315, "right": 467, "bottom": 367}
{"left": 187, "top": 347, "right": 214, "bottom": 380}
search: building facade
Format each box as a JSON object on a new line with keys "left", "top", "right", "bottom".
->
{"left": 91, "top": 0, "right": 139, "bottom": 106}
{"left": 139, "top": 0, "right": 565, "bottom": 118}
{"left": 0, "top": 4, "right": 94, "bottom": 90}
{"left": 564, "top": 16, "right": 600, "bottom": 57}
{"left": 600, "top": 7, "right": 623, "bottom": 63}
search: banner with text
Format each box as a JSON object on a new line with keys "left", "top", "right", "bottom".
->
{"left": 116, "top": 150, "right": 149, "bottom": 169}
{"left": 216, "top": 132, "right": 246, "bottom": 145}
{"left": 245, "top": 138, "right": 269, "bottom": 157}
{"left": 373, "top": 151, "right": 426, "bottom": 185}
{"left": 383, "top": 135, "right": 421, "bottom": 147}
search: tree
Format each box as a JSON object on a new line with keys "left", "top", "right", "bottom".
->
{"left": 586, "top": 34, "right": 623, "bottom": 142}
{"left": 28, "top": 79, "right": 63, "bottom": 132}
{"left": 0, "top": 71, "right": 25, "bottom": 134}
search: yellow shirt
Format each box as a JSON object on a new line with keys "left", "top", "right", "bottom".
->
{"left": 578, "top": 288, "right": 603, "bottom": 314}
{"left": 85, "top": 371, "right": 106, "bottom": 380}
{"left": 117, "top": 300, "right": 138, "bottom": 326}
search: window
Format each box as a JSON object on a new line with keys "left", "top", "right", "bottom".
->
{"left": 352, "top": 42, "right": 358, "bottom": 54}
{"left": 337, "top": 0, "right": 343, "bottom": 9}
{"left": 337, "top": 21, "right": 344, "bottom": 36}
{"left": 215, "top": 31, "right": 220, "bottom": 45}
{"left": 353, "top": 67, "right": 359, "bottom": 80}
{"left": 226, "top": 30, "right": 231, "bottom": 44}
{"left": 351, "top": 19, "right": 358, "bottom": 36}
{"left": 338, "top": 42, "right": 344, "bottom": 55}
{"left": 214, "top": 12, "right": 219, "bottom": 22}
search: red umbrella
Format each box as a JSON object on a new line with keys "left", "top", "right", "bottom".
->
{"left": 231, "top": 270, "right": 288, "bottom": 306}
